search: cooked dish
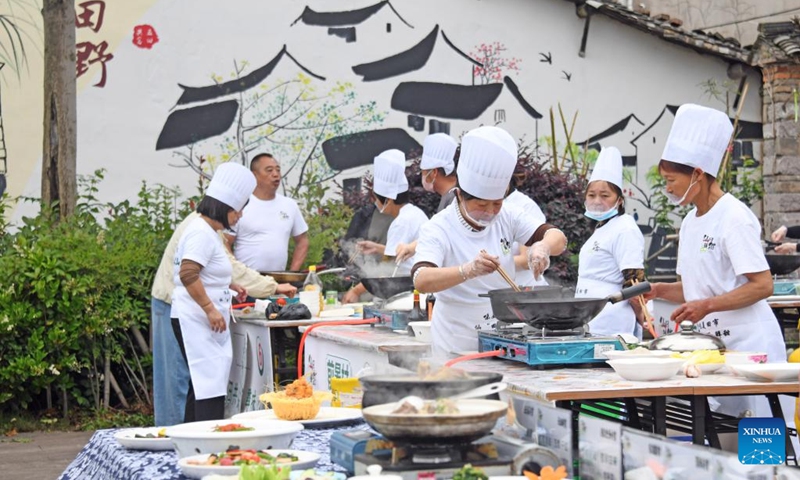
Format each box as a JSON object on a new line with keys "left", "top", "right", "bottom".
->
{"left": 392, "top": 398, "right": 460, "bottom": 415}
{"left": 212, "top": 423, "right": 255, "bottom": 432}
{"left": 260, "top": 377, "right": 333, "bottom": 420}
{"left": 187, "top": 447, "right": 298, "bottom": 466}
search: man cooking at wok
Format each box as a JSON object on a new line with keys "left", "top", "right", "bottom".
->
{"left": 412, "top": 126, "right": 567, "bottom": 356}
{"left": 644, "top": 104, "right": 785, "bottom": 417}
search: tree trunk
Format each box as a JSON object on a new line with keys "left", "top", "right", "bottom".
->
{"left": 41, "top": 0, "right": 77, "bottom": 218}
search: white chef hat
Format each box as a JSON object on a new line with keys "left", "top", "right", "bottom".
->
{"left": 457, "top": 126, "right": 517, "bottom": 200}
{"left": 420, "top": 133, "right": 458, "bottom": 175}
{"left": 661, "top": 104, "right": 732, "bottom": 178}
{"left": 373, "top": 149, "right": 408, "bottom": 199}
{"left": 589, "top": 146, "right": 623, "bottom": 189}
{"left": 205, "top": 162, "right": 256, "bottom": 211}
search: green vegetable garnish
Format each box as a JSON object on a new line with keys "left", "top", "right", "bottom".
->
{"left": 452, "top": 464, "right": 488, "bottom": 480}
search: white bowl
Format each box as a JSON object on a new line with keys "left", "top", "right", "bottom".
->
{"left": 166, "top": 419, "right": 304, "bottom": 458}
{"left": 734, "top": 363, "right": 800, "bottom": 382}
{"left": 603, "top": 349, "right": 673, "bottom": 360}
{"left": 606, "top": 358, "right": 684, "bottom": 381}
{"left": 114, "top": 427, "right": 173, "bottom": 451}
{"left": 407, "top": 321, "right": 432, "bottom": 343}
{"left": 724, "top": 351, "right": 768, "bottom": 375}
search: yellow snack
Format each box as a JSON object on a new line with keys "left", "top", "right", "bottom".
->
{"left": 670, "top": 350, "right": 724, "bottom": 364}
{"left": 260, "top": 377, "right": 332, "bottom": 420}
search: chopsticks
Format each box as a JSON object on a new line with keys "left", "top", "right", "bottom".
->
{"left": 481, "top": 249, "right": 521, "bottom": 292}
{"left": 632, "top": 279, "right": 657, "bottom": 338}
{"left": 346, "top": 246, "right": 361, "bottom": 265}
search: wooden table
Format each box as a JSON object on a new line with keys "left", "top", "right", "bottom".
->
{"left": 457, "top": 358, "right": 799, "bottom": 463}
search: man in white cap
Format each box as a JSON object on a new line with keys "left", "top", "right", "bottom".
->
{"left": 576, "top": 146, "right": 646, "bottom": 338}
{"left": 225, "top": 153, "right": 309, "bottom": 272}
{"left": 170, "top": 162, "right": 256, "bottom": 422}
{"left": 644, "top": 104, "right": 785, "bottom": 417}
{"left": 342, "top": 150, "right": 429, "bottom": 303}
{"left": 412, "top": 126, "right": 568, "bottom": 356}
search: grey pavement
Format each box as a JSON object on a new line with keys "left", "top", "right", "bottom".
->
{"left": 0, "top": 431, "right": 93, "bottom": 479}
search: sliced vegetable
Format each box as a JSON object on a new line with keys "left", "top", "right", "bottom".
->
{"left": 212, "top": 423, "right": 255, "bottom": 432}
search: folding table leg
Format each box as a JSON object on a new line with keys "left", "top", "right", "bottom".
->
{"left": 652, "top": 397, "right": 666, "bottom": 435}
{"left": 691, "top": 396, "right": 706, "bottom": 446}
{"left": 703, "top": 398, "right": 721, "bottom": 449}
{"left": 767, "top": 393, "right": 798, "bottom": 466}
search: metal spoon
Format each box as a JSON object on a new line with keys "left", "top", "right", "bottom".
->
{"left": 391, "top": 261, "right": 400, "bottom": 278}
{"left": 396, "top": 382, "right": 508, "bottom": 407}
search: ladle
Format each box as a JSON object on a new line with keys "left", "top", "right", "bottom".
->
{"left": 396, "top": 381, "right": 508, "bottom": 409}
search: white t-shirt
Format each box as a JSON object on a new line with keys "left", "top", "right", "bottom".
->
{"left": 171, "top": 217, "right": 233, "bottom": 321}
{"left": 384, "top": 204, "right": 429, "bottom": 274}
{"left": 577, "top": 214, "right": 644, "bottom": 336}
{"left": 504, "top": 190, "right": 547, "bottom": 287}
{"left": 231, "top": 194, "right": 308, "bottom": 271}
{"left": 415, "top": 202, "right": 543, "bottom": 355}
{"left": 676, "top": 194, "right": 784, "bottom": 360}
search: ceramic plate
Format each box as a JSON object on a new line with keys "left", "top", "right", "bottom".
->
{"left": 290, "top": 470, "right": 347, "bottom": 480}
{"left": 231, "top": 407, "right": 363, "bottom": 427}
{"left": 114, "top": 427, "right": 173, "bottom": 451}
{"left": 178, "top": 450, "right": 320, "bottom": 479}
{"left": 735, "top": 363, "right": 800, "bottom": 382}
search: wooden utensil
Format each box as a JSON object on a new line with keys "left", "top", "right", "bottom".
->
{"left": 633, "top": 279, "right": 657, "bottom": 338}
{"left": 480, "top": 249, "right": 520, "bottom": 292}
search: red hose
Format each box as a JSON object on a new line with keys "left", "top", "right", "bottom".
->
{"left": 232, "top": 303, "right": 255, "bottom": 309}
{"left": 297, "top": 318, "right": 379, "bottom": 379}
{"left": 445, "top": 349, "right": 504, "bottom": 368}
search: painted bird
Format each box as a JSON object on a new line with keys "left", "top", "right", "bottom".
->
{"left": 539, "top": 52, "right": 552, "bottom": 64}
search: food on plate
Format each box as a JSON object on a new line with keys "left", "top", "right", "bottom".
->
{"left": 212, "top": 423, "right": 255, "bottom": 432}
{"left": 291, "top": 469, "right": 341, "bottom": 480}
{"left": 683, "top": 363, "right": 702, "bottom": 378}
{"left": 452, "top": 464, "right": 488, "bottom": 480}
{"left": 134, "top": 427, "right": 167, "bottom": 438}
{"left": 391, "top": 398, "right": 460, "bottom": 415}
{"left": 260, "top": 377, "right": 333, "bottom": 420}
{"left": 670, "top": 350, "right": 724, "bottom": 364}
{"left": 416, "top": 360, "right": 470, "bottom": 380}
{"left": 186, "top": 447, "right": 299, "bottom": 467}
{"left": 239, "top": 463, "right": 291, "bottom": 480}
{"left": 524, "top": 465, "right": 569, "bottom": 480}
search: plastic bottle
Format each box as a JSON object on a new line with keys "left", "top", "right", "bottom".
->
{"left": 303, "top": 265, "right": 324, "bottom": 312}
{"left": 426, "top": 292, "right": 436, "bottom": 321}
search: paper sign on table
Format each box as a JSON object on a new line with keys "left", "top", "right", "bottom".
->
{"left": 534, "top": 402, "right": 574, "bottom": 477}
{"left": 579, "top": 416, "right": 622, "bottom": 480}
{"left": 621, "top": 428, "right": 675, "bottom": 476}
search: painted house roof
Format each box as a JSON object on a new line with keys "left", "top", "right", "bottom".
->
{"left": 175, "top": 46, "right": 324, "bottom": 105}
{"left": 352, "top": 25, "right": 481, "bottom": 82}
{"left": 322, "top": 128, "right": 422, "bottom": 170}
{"left": 291, "top": 1, "right": 413, "bottom": 28}
{"left": 753, "top": 21, "right": 800, "bottom": 63}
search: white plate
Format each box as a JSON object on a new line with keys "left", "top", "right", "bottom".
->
{"left": 178, "top": 449, "right": 320, "bottom": 479}
{"left": 734, "top": 363, "right": 800, "bottom": 382}
{"left": 290, "top": 470, "right": 347, "bottom": 480}
{"left": 114, "top": 427, "right": 173, "bottom": 451}
{"left": 232, "top": 407, "right": 363, "bottom": 427}
{"left": 603, "top": 350, "right": 673, "bottom": 360}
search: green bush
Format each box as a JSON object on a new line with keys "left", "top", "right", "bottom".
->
{"left": 0, "top": 171, "right": 190, "bottom": 414}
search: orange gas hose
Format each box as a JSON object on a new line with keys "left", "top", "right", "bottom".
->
{"left": 297, "top": 318, "right": 379, "bottom": 378}
{"left": 444, "top": 349, "right": 504, "bottom": 368}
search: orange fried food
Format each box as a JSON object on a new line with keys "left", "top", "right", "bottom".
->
{"left": 260, "top": 376, "right": 332, "bottom": 420}
{"left": 284, "top": 377, "right": 313, "bottom": 399}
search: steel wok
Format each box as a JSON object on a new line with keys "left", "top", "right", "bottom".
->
{"left": 360, "top": 276, "right": 414, "bottom": 299}
{"left": 765, "top": 253, "right": 800, "bottom": 276}
{"left": 261, "top": 268, "right": 346, "bottom": 287}
{"left": 359, "top": 371, "right": 503, "bottom": 408}
{"left": 361, "top": 399, "right": 508, "bottom": 446}
{"left": 505, "top": 282, "right": 651, "bottom": 331}
{"left": 479, "top": 286, "right": 574, "bottom": 322}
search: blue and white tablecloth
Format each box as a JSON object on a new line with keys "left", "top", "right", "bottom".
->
{"left": 59, "top": 421, "right": 368, "bottom": 480}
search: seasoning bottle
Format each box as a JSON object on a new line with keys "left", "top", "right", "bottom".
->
{"left": 303, "top": 265, "right": 324, "bottom": 312}
{"left": 426, "top": 292, "right": 436, "bottom": 321}
{"left": 408, "top": 290, "right": 424, "bottom": 323}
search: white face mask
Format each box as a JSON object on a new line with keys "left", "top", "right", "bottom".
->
{"left": 374, "top": 200, "right": 387, "bottom": 214}
{"left": 665, "top": 174, "right": 698, "bottom": 206}
{"left": 463, "top": 207, "right": 497, "bottom": 228}
{"left": 422, "top": 171, "right": 436, "bottom": 193}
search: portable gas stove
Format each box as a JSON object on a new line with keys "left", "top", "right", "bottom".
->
{"left": 331, "top": 429, "right": 560, "bottom": 480}
{"left": 478, "top": 324, "right": 623, "bottom": 368}
{"left": 363, "top": 304, "right": 411, "bottom": 331}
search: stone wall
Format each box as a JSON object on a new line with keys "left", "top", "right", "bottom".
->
{"left": 762, "top": 63, "right": 800, "bottom": 233}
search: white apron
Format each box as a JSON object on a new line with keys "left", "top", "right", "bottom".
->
{"left": 575, "top": 277, "right": 637, "bottom": 337}
{"left": 180, "top": 286, "right": 233, "bottom": 400}
{"left": 694, "top": 304, "right": 786, "bottom": 417}
{"left": 430, "top": 297, "right": 496, "bottom": 357}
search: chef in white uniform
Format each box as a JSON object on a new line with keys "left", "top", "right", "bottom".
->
{"left": 342, "top": 150, "right": 429, "bottom": 303}
{"left": 413, "top": 126, "right": 568, "bottom": 356}
{"left": 170, "top": 162, "right": 256, "bottom": 422}
{"left": 504, "top": 164, "right": 548, "bottom": 287}
{"left": 646, "top": 104, "right": 786, "bottom": 417}
{"left": 576, "top": 146, "right": 645, "bottom": 338}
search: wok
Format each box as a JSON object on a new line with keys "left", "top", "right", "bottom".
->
{"left": 765, "top": 253, "right": 800, "bottom": 276}
{"left": 505, "top": 282, "right": 651, "bottom": 331}
{"left": 359, "top": 371, "right": 503, "bottom": 408}
{"left": 361, "top": 276, "right": 414, "bottom": 299}
{"left": 261, "top": 268, "right": 346, "bottom": 286}
{"left": 479, "top": 286, "right": 574, "bottom": 322}
{"left": 361, "top": 399, "right": 507, "bottom": 446}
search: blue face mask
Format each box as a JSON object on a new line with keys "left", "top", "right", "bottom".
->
{"left": 584, "top": 204, "right": 619, "bottom": 222}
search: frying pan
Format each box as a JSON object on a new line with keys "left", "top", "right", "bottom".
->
{"left": 261, "top": 268, "right": 346, "bottom": 287}
{"left": 361, "top": 398, "right": 507, "bottom": 446}
{"left": 505, "top": 282, "right": 651, "bottom": 331}
{"left": 360, "top": 276, "right": 414, "bottom": 299}
{"left": 359, "top": 371, "right": 503, "bottom": 408}
{"left": 478, "top": 286, "right": 574, "bottom": 322}
{"left": 765, "top": 253, "right": 800, "bottom": 276}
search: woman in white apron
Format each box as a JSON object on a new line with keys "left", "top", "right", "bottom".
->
{"left": 170, "top": 162, "right": 255, "bottom": 422}
{"left": 413, "top": 126, "right": 568, "bottom": 357}
{"left": 646, "top": 104, "right": 786, "bottom": 418}
{"left": 577, "top": 147, "right": 646, "bottom": 338}
{"left": 505, "top": 163, "right": 549, "bottom": 288}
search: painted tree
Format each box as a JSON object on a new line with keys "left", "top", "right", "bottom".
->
{"left": 41, "top": 0, "right": 76, "bottom": 218}
{"left": 173, "top": 65, "right": 385, "bottom": 194}
{"left": 470, "top": 41, "right": 521, "bottom": 85}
